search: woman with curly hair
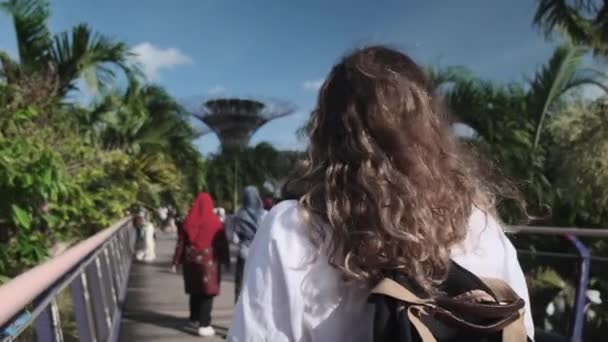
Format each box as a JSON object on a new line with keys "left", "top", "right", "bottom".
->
{"left": 228, "top": 46, "right": 533, "bottom": 341}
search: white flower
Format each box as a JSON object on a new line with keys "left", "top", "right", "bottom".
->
{"left": 586, "top": 289, "right": 602, "bottom": 304}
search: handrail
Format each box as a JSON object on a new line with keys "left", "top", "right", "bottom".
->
{"left": 508, "top": 225, "right": 608, "bottom": 238}
{"left": 0, "top": 217, "right": 134, "bottom": 342}
{"left": 506, "top": 224, "right": 606, "bottom": 342}
{"left": 0, "top": 217, "right": 130, "bottom": 327}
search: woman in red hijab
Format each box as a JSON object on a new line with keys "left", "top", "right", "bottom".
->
{"left": 172, "top": 192, "right": 229, "bottom": 337}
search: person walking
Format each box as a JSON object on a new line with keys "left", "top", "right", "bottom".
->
{"left": 133, "top": 212, "right": 156, "bottom": 262}
{"left": 214, "top": 207, "right": 227, "bottom": 223}
{"left": 231, "top": 186, "right": 266, "bottom": 302}
{"left": 172, "top": 192, "right": 229, "bottom": 337}
{"left": 228, "top": 46, "right": 534, "bottom": 341}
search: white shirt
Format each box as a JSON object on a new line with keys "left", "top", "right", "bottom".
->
{"left": 228, "top": 200, "right": 534, "bottom": 341}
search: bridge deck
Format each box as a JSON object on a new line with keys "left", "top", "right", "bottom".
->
{"left": 119, "top": 233, "right": 234, "bottom": 341}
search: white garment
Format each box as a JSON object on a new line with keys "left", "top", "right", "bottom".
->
{"left": 135, "top": 222, "right": 156, "bottom": 262}
{"left": 227, "top": 200, "right": 534, "bottom": 342}
{"left": 158, "top": 207, "right": 168, "bottom": 221}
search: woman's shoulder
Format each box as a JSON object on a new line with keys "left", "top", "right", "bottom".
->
{"left": 257, "top": 200, "right": 314, "bottom": 250}
{"left": 452, "top": 206, "right": 512, "bottom": 278}
{"left": 262, "top": 200, "right": 304, "bottom": 234}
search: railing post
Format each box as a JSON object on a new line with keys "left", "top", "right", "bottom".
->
{"left": 85, "top": 259, "right": 111, "bottom": 341}
{"left": 34, "top": 300, "right": 62, "bottom": 342}
{"left": 107, "top": 232, "right": 134, "bottom": 342}
{"left": 108, "top": 240, "right": 124, "bottom": 301}
{"left": 109, "top": 240, "right": 124, "bottom": 287}
{"left": 100, "top": 249, "right": 118, "bottom": 312}
{"left": 70, "top": 273, "right": 97, "bottom": 342}
{"left": 567, "top": 235, "right": 591, "bottom": 342}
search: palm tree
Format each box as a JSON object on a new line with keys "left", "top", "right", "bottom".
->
{"left": 528, "top": 43, "right": 608, "bottom": 148}
{"left": 445, "top": 44, "right": 608, "bottom": 149}
{"left": 0, "top": 0, "right": 137, "bottom": 98}
{"left": 90, "top": 82, "right": 206, "bottom": 200}
{"left": 440, "top": 44, "right": 608, "bottom": 219}
{"left": 92, "top": 83, "right": 185, "bottom": 152}
{"left": 425, "top": 65, "right": 473, "bottom": 90}
{"left": 534, "top": 0, "right": 608, "bottom": 56}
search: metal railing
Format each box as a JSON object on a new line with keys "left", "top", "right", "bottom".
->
{"left": 0, "top": 218, "right": 134, "bottom": 342}
{"left": 509, "top": 226, "right": 608, "bottom": 342}
{"left": 0, "top": 218, "right": 605, "bottom": 341}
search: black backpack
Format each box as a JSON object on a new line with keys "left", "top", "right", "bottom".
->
{"left": 370, "top": 261, "right": 531, "bottom": 342}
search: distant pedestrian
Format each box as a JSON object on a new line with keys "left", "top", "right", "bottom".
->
{"left": 158, "top": 206, "right": 168, "bottom": 221}
{"left": 172, "top": 193, "right": 229, "bottom": 337}
{"left": 134, "top": 212, "right": 156, "bottom": 262}
{"left": 214, "top": 207, "right": 226, "bottom": 223}
{"left": 163, "top": 206, "right": 177, "bottom": 233}
{"left": 232, "top": 186, "right": 266, "bottom": 302}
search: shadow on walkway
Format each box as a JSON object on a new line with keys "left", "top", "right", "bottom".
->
{"left": 120, "top": 236, "right": 234, "bottom": 341}
{"left": 123, "top": 311, "right": 196, "bottom": 336}
{"left": 123, "top": 310, "right": 229, "bottom": 339}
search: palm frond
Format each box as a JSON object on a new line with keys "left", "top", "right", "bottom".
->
{"left": 527, "top": 44, "right": 588, "bottom": 149}
{"left": 565, "top": 66, "right": 608, "bottom": 94}
{"left": 444, "top": 79, "right": 525, "bottom": 141}
{"left": 50, "top": 23, "right": 134, "bottom": 95}
{"left": 594, "top": 2, "right": 608, "bottom": 49}
{"left": 533, "top": 0, "right": 608, "bottom": 58}
{"left": 533, "top": 0, "right": 594, "bottom": 43}
{"left": 0, "top": 50, "right": 21, "bottom": 82}
{"left": 425, "top": 65, "right": 473, "bottom": 91}
{"left": 3, "top": 0, "right": 52, "bottom": 68}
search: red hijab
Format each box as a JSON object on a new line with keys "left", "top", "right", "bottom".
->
{"left": 183, "top": 192, "right": 223, "bottom": 250}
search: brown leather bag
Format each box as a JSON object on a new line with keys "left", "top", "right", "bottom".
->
{"left": 370, "top": 262, "right": 530, "bottom": 342}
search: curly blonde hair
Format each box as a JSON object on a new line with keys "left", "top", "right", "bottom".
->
{"left": 284, "top": 46, "right": 508, "bottom": 290}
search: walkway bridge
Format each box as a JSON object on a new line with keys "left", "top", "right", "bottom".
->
{"left": 0, "top": 218, "right": 606, "bottom": 341}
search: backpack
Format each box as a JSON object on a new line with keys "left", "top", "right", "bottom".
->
{"left": 370, "top": 261, "right": 531, "bottom": 342}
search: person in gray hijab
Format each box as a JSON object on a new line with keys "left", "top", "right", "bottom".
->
{"left": 232, "top": 185, "right": 267, "bottom": 302}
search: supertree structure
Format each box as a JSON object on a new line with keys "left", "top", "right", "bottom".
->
{"left": 186, "top": 97, "right": 296, "bottom": 150}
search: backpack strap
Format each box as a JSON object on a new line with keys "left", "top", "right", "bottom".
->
{"left": 371, "top": 278, "right": 430, "bottom": 305}
{"left": 407, "top": 306, "right": 437, "bottom": 342}
{"left": 480, "top": 278, "right": 528, "bottom": 342}
{"left": 372, "top": 278, "right": 438, "bottom": 341}
{"left": 372, "top": 277, "right": 528, "bottom": 342}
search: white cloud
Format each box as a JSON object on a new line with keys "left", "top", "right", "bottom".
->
{"left": 131, "top": 42, "right": 192, "bottom": 81}
{"left": 208, "top": 85, "right": 227, "bottom": 95}
{"left": 581, "top": 84, "right": 606, "bottom": 101}
{"left": 302, "top": 79, "right": 324, "bottom": 92}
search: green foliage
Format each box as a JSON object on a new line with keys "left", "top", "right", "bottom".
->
{"left": 0, "top": 103, "right": 203, "bottom": 279}
{"left": 534, "top": 0, "right": 608, "bottom": 57}
{"left": 205, "top": 143, "right": 304, "bottom": 211}
{"left": 439, "top": 42, "right": 608, "bottom": 336}
{"left": 0, "top": 131, "right": 74, "bottom": 275}
{"left": 548, "top": 99, "right": 608, "bottom": 226}
{"left": 0, "top": 0, "right": 137, "bottom": 97}
{"left": 0, "top": 0, "right": 204, "bottom": 281}
{"left": 443, "top": 43, "right": 608, "bottom": 223}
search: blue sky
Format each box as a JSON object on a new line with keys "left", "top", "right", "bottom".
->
{"left": 0, "top": 0, "right": 558, "bottom": 155}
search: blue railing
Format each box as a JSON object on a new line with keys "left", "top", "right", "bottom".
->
{"left": 510, "top": 226, "right": 608, "bottom": 342}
